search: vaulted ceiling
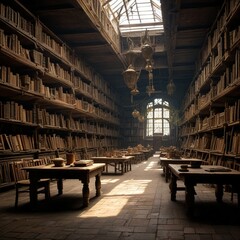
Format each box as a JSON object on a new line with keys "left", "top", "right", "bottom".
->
{"left": 18, "top": 0, "right": 224, "bottom": 108}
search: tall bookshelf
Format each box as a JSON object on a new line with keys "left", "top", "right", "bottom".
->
{"left": 120, "top": 107, "right": 145, "bottom": 148}
{"left": 0, "top": 0, "right": 121, "bottom": 188}
{"left": 179, "top": 0, "right": 240, "bottom": 170}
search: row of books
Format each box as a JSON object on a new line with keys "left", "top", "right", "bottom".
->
{"left": 0, "top": 3, "right": 35, "bottom": 36}
{"left": 67, "top": 135, "right": 117, "bottom": 150}
{"left": 67, "top": 117, "right": 119, "bottom": 136}
{"left": 74, "top": 82, "right": 118, "bottom": 112}
{"left": 0, "top": 101, "right": 35, "bottom": 123}
{"left": 226, "top": 131, "right": 240, "bottom": 155}
{"left": 197, "top": 92, "right": 211, "bottom": 110}
{"left": 0, "top": 100, "right": 119, "bottom": 133}
{"left": 39, "top": 134, "right": 65, "bottom": 151}
{"left": 0, "top": 132, "right": 118, "bottom": 152}
{"left": 225, "top": 99, "right": 240, "bottom": 124}
{"left": 180, "top": 108, "right": 234, "bottom": 136}
{"left": 182, "top": 133, "right": 224, "bottom": 152}
{"left": 182, "top": 131, "right": 240, "bottom": 156}
{"left": 0, "top": 134, "right": 35, "bottom": 151}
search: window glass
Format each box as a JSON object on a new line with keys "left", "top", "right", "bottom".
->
{"left": 102, "top": 0, "right": 164, "bottom": 35}
{"left": 163, "top": 108, "right": 169, "bottom": 118}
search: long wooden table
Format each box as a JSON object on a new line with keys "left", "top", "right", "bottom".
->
{"left": 23, "top": 163, "right": 105, "bottom": 208}
{"left": 168, "top": 164, "right": 240, "bottom": 215}
{"left": 159, "top": 157, "right": 202, "bottom": 182}
{"left": 125, "top": 152, "right": 145, "bottom": 163}
{"left": 91, "top": 156, "right": 134, "bottom": 174}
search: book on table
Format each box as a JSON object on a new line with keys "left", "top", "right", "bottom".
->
{"left": 74, "top": 160, "right": 94, "bottom": 167}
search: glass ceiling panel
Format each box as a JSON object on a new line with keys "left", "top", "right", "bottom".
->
{"left": 102, "top": 0, "right": 164, "bottom": 36}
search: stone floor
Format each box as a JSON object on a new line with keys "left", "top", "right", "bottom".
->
{"left": 0, "top": 155, "right": 239, "bottom": 240}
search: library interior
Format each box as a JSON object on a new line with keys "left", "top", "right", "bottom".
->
{"left": 0, "top": 1, "right": 240, "bottom": 240}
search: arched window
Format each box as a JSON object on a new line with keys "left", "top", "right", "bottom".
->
{"left": 146, "top": 98, "right": 170, "bottom": 137}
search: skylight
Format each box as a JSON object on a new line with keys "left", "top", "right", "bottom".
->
{"left": 102, "top": 0, "right": 164, "bottom": 36}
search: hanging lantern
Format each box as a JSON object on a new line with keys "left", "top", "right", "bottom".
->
{"left": 132, "top": 109, "right": 140, "bottom": 118}
{"left": 123, "top": 65, "right": 139, "bottom": 90}
{"left": 141, "top": 43, "right": 153, "bottom": 61}
{"left": 138, "top": 115, "right": 145, "bottom": 122}
{"left": 167, "top": 79, "right": 176, "bottom": 96}
{"left": 141, "top": 29, "right": 154, "bottom": 61}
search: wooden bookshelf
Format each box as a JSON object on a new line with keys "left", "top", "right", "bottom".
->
{"left": 180, "top": 1, "right": 240, "bottom": 168}
{"left": 0, "top": 0, "right": 121, "bottom": 188}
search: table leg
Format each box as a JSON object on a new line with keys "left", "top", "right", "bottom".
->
{"left": 165, "top": 166, "right": 169, "bottom": 183}
{"left": 29, "top": 178, "right": 38, "bottom": 206}
{"left": 57, "top": 179, "right": 63, "bottom": 195}
{"left": 121, "top": 163, "right": 124, "bottom": 174}
{"left": 82, "top": 182, "right": 90, "bottom": 207}
{"left": 215, "top": 184, "right": 223, "bottom": 203}
{"left": 95, "top": 174, "right": 101, "bottom": 197}
{"left": 169, "top": 174, "right": 177, "bottom": 201}
{"left": 185, "top": 183, "right": 195, "bottom": 215}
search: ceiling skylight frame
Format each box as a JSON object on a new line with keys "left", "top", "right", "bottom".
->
{"left": 102, "top": 0, "right": 164, "bottom": 36}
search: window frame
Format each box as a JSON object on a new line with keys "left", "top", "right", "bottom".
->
{"left": 145, "top": 98, "right": 170, "bottom": 138}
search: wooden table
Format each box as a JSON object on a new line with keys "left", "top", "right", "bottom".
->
{"left": 23, "top": 163, "right": 105, "bottom": 208}
{"left": 168, "top": 164, "right": 240, "bottom": 215}
{"left": 160, "top": 157, "right": 202, "bottom": 182}
{"left": 139, "top": 149, "right": 152, "bottom": 160}
{"left": 125, "top": 152, "right": 145, "bottom": 163}
{"left": 91, "top": 156, "right": 134, "bottom": 174}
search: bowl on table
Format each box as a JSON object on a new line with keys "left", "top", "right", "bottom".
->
{"left": 52, "top": 158, "right": 65, "bottom": 167}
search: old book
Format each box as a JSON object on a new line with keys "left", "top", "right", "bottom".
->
{"left": 74, "top": 160, "right": 94, "bottom": 167}
{"left": 0, "top": 135, "right": 5, "bottom": 150}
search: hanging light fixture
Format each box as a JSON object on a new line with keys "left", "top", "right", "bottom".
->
{"left": 141, "top": 29, "right": 155, "bottom": 96}
{"left": 141, "top": 29, "right": 154, "bottom": 61}
{"left": 123, "top": 37, "right": 140, "bottom": 91}
{"left": 123, "top": 30, "right": 156, "bottom": 102}
{"left": 167, "top": 79, "right": 176, "bottom": 96}
{"left": 132, "top": 109, "right": 140, "bottom": 118}
{"left": 122, "top": 64, "right": 139, "bottom": 90}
